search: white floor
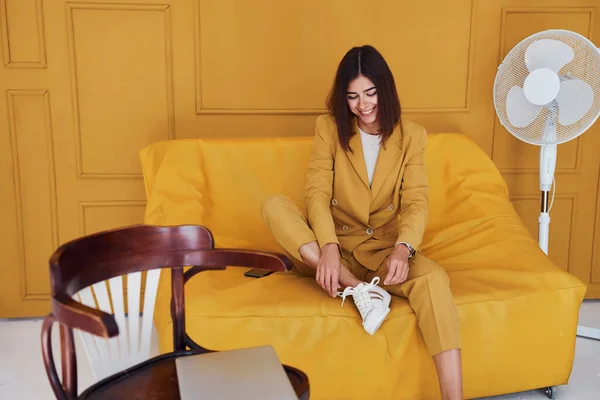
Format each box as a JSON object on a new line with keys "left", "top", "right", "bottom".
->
{"left": 0, "top": 302, "right": 598, "bottom": 400}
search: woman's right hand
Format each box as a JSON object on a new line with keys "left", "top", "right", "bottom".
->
{"left": 316, "top": 243, "right": 341, "bottom": 297}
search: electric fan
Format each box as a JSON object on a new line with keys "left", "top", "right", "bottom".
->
{"left": 493, "top": 29, "right": 600, "bottom": 343}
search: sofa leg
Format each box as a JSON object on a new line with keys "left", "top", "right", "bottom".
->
{"left": 542, "top": 386, "right": 557, "bottom": 399}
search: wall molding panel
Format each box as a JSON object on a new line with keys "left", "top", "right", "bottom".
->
{"left": 0, "top": 0, "right": 47, "bottom": 68}
{"left": 7, "top": 89, "right": 58, "bottom": 299}
{"left": 194, "top": 0, "right": 476, "bottom": 115}
{"left": 66, "top": 3, "right": 175, "bottom": 179}
{"left": 79, "top": 200, "right": 147, "bottom": 237}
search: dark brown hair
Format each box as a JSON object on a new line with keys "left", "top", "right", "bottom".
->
{"left": 326, "top": 45, "right": 401, "bottom": 152}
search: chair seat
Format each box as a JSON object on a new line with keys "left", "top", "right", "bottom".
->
{"left": 78, "top": 350, "right": 309, "bottom": 400}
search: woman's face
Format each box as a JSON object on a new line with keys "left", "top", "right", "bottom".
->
{"left": 346, "top": 75, "right": 378, "bottom": 127}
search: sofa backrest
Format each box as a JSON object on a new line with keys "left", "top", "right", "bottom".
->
{"left": 140, "top": 133, "right": 517, "bottom": 253}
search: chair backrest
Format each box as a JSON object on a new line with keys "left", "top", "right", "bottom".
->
{"left": 41, "top": 224, "right": 291, "bottom": 399}
{"left": 73, "top": 266, "right": 162, "bottom": 381}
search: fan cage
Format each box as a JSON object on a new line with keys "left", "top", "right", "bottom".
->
{"left": 493, "top": 29, "right": 600, "bottom": 145}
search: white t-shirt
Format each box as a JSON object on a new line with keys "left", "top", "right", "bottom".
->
{"left": 359, "top": 127, "right": 381, "bottom": 186}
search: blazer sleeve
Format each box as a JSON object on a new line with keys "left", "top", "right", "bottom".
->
{"left": 305, "top": 117, "right": 340, "bottom": 248}
{"left": 396, "top": 127, "right": 429, "bottom": 250}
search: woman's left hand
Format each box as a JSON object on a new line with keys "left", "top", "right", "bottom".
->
{"left": 384, "top": 244, "right": 411, "bottom": 286}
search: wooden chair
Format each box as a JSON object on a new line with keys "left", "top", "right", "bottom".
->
{"left": 41, "top": 224, "right": 310, "bottom": 399}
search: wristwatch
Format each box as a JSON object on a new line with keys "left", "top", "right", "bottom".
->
{"left": 405, "top": 243, "right": 416, "bottom": 260}
{"left": 396, "top": 242, "right": 416, "bottom": 260}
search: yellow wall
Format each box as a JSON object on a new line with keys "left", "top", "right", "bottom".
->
{"left": 1, "top": 0, "right": 600, "bottom": 317}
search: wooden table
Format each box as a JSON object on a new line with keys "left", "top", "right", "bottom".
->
{"left": 78, "top": 350, "right": 310, "bottom": 400}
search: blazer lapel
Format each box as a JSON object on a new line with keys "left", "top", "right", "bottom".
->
{"left": 346, "top": 121, "right": 370, "bottom": 190}
{"left": 370, "top": 125, "right": 403, "bottom": 202}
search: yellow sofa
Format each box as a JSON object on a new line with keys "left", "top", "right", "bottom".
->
{"left": 139, "top": 132, "right": 586, "bottom": 400}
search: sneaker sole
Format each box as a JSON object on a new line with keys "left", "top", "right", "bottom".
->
{"left": 364, "top": 306, "right": 390, "bottom": 335}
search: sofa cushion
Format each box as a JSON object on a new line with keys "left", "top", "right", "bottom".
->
{"left": 140, "top": 132, "right": 586, "bottom": 400}
{"left": 142, "top": 137, "right": 313, "bottom": 251}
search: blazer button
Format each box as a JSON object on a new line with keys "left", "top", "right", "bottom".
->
{"left": 343, "top": 225, "right": 348, "bottom": 231}
{"left": 331, "top": 199, "right": 338, "bottom": 206}
{"left": 388, "top": 204, "right": 394, "bottom": 211}
{"left": 366, "top": 228, "right": 374, "bottom": 235}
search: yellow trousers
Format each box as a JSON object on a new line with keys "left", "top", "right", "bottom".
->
{"left": 261, "top": 195, "right": 461, "bottom": 357}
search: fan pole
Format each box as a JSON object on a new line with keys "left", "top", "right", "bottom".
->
{"left": 538, "top": 117, "right": 557, "bottom": 256}
{"left": 539, "top": 197, "right": 550, "bottom": 255}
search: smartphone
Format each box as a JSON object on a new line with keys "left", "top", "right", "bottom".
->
{"left": 244, "top": 268, "right": 275, "bottom": 278}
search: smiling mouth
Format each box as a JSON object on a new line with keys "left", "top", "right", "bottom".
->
{"left": 358, "top": 107, "right": 375, "bottom": 117}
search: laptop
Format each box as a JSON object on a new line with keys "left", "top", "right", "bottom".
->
{"left": 175, "top": 345, "right": 298, "bottom": 400}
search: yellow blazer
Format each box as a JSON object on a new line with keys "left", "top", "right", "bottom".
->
{"left": 305, "top": 114, "right": 428, "bottom": 271}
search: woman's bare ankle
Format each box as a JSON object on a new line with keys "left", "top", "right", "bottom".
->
{"left": 339, "top": 267, "right": 361, "bottom": 288}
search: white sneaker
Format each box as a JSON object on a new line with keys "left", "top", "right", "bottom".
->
{"left": 338, "top": 277, "right": 391, "bottom": 335}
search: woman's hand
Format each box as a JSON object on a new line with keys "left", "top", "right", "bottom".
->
{"left": 384, "top": 244, "right": 411, "bottom": 286}
{"left": 316, "top": 243, "right": 341, "bottom": 297}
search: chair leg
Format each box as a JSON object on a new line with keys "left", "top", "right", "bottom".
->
{"left": 41, "top": 314, "right": 68, "bottom": 400}
{"left": 60, "top": 324, "right": 77, "bottom": 396}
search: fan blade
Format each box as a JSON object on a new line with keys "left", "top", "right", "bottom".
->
{"left": 525, "top": 39, "right": 574, "bottom": 73}
{"left": 556, "top": 79, "right": 594, "bottom": 126}
{"left": 506, "top": 86, "right": 543, "bottom": 128}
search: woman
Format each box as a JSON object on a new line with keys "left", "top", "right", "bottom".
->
{"left": 261, "top": 45, "right": 463, "bottom": 400}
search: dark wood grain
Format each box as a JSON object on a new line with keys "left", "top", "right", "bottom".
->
{"left": 77, "top": 351, "right": 310, "bottom": 400}
{"left": 42, "top": 314, "right": 67, "bottom": 400}
{"left": 41, "top": 224, "right": 303, "bottom": 399}
{"left": 48, "top": 225, "right": 215, "bottom": 297}
{"left": 171, "top": 267, "right": 185, "bottom": 352}
{"left": 60, "top": 325, "right": 77, "bottom": 397}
